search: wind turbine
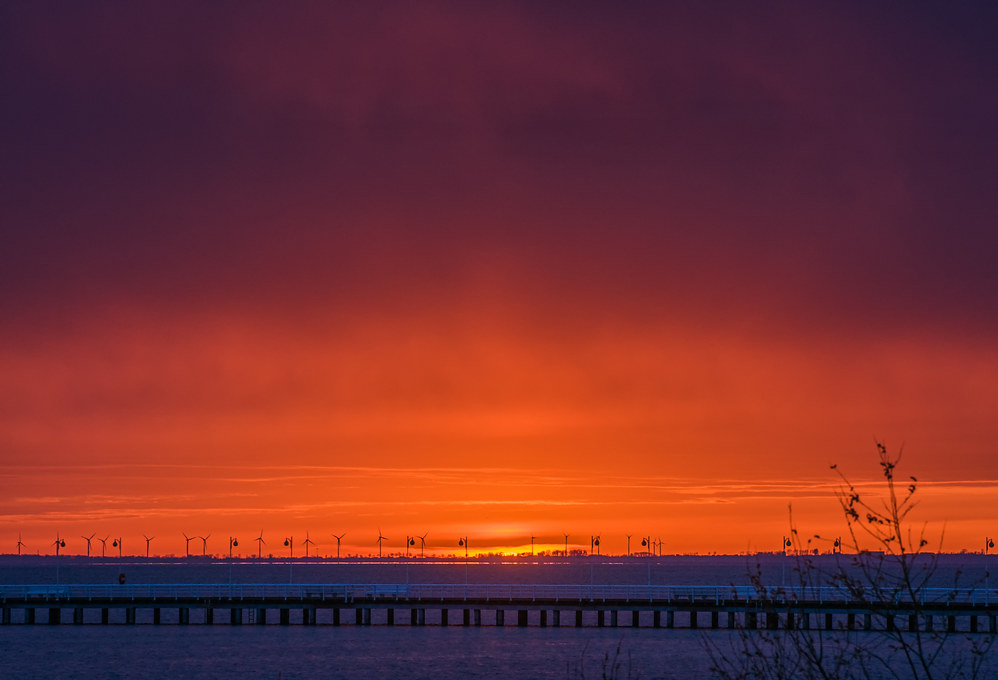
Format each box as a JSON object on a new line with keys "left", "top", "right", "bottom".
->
{"left": 376, "top": 529, "right": 388, "bottom": 558}
{"left": 284, "top": 536, "right": 294, "bottom": 558}
{"left": 255, "top": 531, "right": 265, "bottom": 558}
{"left": 182, "top": 533, "right": 194, "bottom": 558}
{"left": 82, "top": 533, "right": 95, "bottom": 557}
{"left": 626, "top": 534, "right": 632, "bottom": 557}
{"left": 530, "top": 536, "right": 536, "bottom": 556}
{"left": 418, "top": 532, "right": 428, "bottom": 558}
{"left": 228, "top": 536, "right": 238, "bottom": 558}
{"left": 98, "top": 536, "right": 109, "bottom": 558}
{"left": 143, "top": 535, "right": 154, "bottom": 558}
{"left": 331, "top": 533, "right": 346, "bottom": 559}
{"left": 198, "top": 534, "right": 211, "bottom": 557}
{"left": 113, "top": 537, "right": 122, "bottom": 558}
{"left": 16, "top": 533, "right": 26, "bottom": 556}
{"left": 52, "top": 533, "right": 66, "bottom": 556}
{"left": 303, "top": 533, "right": 315, "bottom": 558}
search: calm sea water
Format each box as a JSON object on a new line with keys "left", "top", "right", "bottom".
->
{"left": 2, "top": 555, "right": 994, "bottom": 678}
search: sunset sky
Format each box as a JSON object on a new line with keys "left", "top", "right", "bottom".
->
{"left": 3, "top": 3, "right": 997, "bottom": 557}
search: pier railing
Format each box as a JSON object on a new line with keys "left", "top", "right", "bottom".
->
{"left": 4, "top": 583, "right": 998, "bottom": 606}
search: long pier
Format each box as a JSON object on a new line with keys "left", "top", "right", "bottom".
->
{"left": 3, "top": 584, "right": 997, "bottom": 633}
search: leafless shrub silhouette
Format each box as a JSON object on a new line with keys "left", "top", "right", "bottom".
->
{"left": 707, "top": 442, "right": 994, "bottom": 680}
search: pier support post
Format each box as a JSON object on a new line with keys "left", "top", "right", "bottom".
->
{"left": 746, "top": 611, "right": 756, "bottom": 629}
{"left": 786, "top": 610, "right": 795, "bottom": 630}
{"left": 576, "top": 610, "right": 583, "bottom": 627}
{"left": 387, "top": 609, "right": 394, "bottom": 626}
{"left": 257, "top": 608, "right": 267, "bottom": 625}
{"left": 280, "top": 609, "right": 290, "bottom": 625}
{"left": 653, "top": 610, "right": 661, "bottom": 628}
{"left": 411, "top": 608, "right": 418, "bottom": 626}
{"left": 307, "top": 608, "right": 317, "bottom": 626}
{"left": 74, "top": 607, "right": 84, "bottom": 625}
{"left": 2, "top": 608, "right": 10, "bottom": 625}
{"left": 632, "top": 610, "right": 640, "bottom": 627}
{"left": 441, "top": 609, "right": 448, "bottom": 626}
{"left": 496, "top": 609, "right": 505, "bottom": 626}
{"left": 356, "top": 608, "right": 363, "bottom": 625}
{"left": 689, "top": 610, "right": 698, "bottom": 629}
{"left": 49, "top": 608, "right": 61, "bottom": 625}
{"left": 539, "top": 610, "right": 547, "bottom": 627}
{"left": 418, "top": 609, "right": 426, "bottom": 626}
{"left": 363, "top": 609, "right": 371, "bottom": 626}
{"left": 101, "top": 608, "right": 108, "bottom": 625}
{"left": 767, "top": 612, "right": 779, "bottom": 630}
{"left": 886, "top": 614, "right": 895, "bottom": 632}
{"left": 847, "top": 613, "right": 855, "bottom": 630}
{"left": 971, "top": 616, "right": 978, "bottom": 634}
{"left": 711, "top": 611, "right": 719, "bottom": 629}
{"left": 597, "top": 610, "right": 605, "bottom": 627}
{"left": 802, "top": 612, "right": 810, "bottom": 630}
{"left": 333, "top": 608, "right": 341, "bottom": 626}
{"left": 554, "top": 610, "right": 561, "bottom": 627}
{"left": 153, "top": 608, "right": 161, "bottom": 625}
{"left": 179, "top": 608, "right": 188, "bottom": 625}
{"left": 206, "top": 608, "right": 213, "bottom": 625}
{"left": 947, "top": 615, "right": 956, "bottom": 633}
{"left": 463, "top": 609, "right": 470, "bottom": 626}
{"left": 727, "top": 611, "right": 735, "bottom": 629}
{"left": 231, "top": 608, "right": 242, "bottom": 625}
{"left": 474, "top": 609, "right": 482, "bottom": 627}
{"left": 990, "top": 616, "right": 996, "bottom": 634}
{"left": 128, "top": 607, "right": 138, "bottom": 625}
{"left": 25, "top": 608, "right": 35, "bottom": 625}
{"left": 666, "top": 610, "right": 675, "bottom": 629}
{"left": 610, "top": 610, "right": 618, "bottom": 627}
{"left": 825, "top": 613, "right": 833, "bottom": 630}
{"left": 864, "top": 613, "right": 872, "bottom": 630}
{"left": 925, "top": 615, "right": 932, "bottom": 632}
{"left": 518, "top": 610, "right": 528, "bottom": 627}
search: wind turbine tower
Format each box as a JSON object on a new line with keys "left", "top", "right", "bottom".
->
{"left": 143, "top": 535, "right": 154, "bottom": 558}
{"left": 418, "top": 532, "right": 428, "bottom": 558}
{"left": 198, "top": 534, "right": 211, "bottom": 557}
{"left": 16, "top": 533, "right": 26, "bottom": 556}
{"left": 331, "top": 533, "right": 346, "bottom": 559}
{"left": 255, "top": 531, "right": 265, "bottom": 558}
{"left": 182, "top": 533, "right": 194, "bottom": 558}
{"left": 376, "top": 530, "right": 388, "bottom": 558}
{"left": 82, "top": 533, "right": 95, "bottom": 557}
{"left": 53, "top": 533, "right": 66, "bottom": 556}
{"left": 303, "top": 533, "right": 315, "bottom": 558}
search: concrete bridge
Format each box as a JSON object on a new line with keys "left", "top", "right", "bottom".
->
{"left": 3, "top": 583, "right": 997, "bottom": 633}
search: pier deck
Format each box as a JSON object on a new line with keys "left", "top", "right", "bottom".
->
{"left": 3, "top": 584, "right": 997, "bottom": 632}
